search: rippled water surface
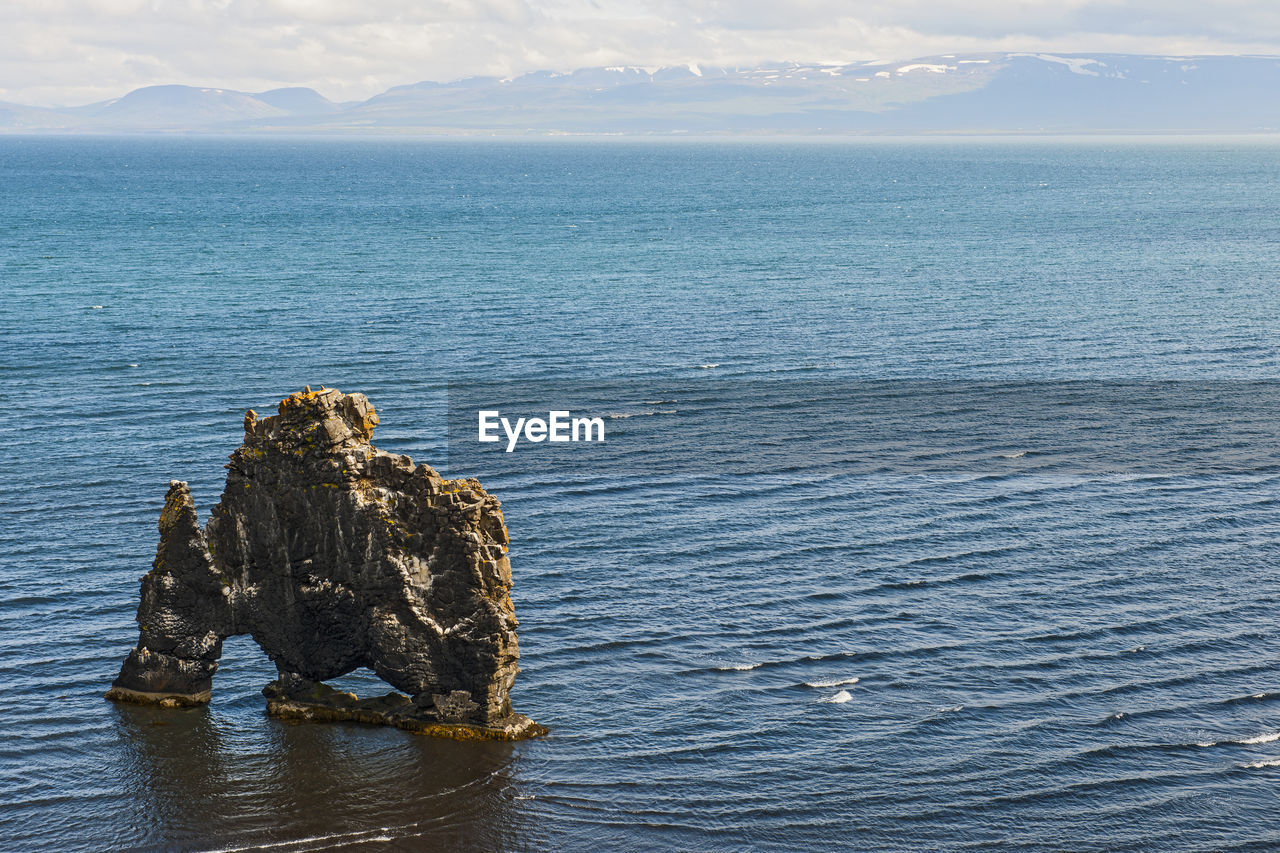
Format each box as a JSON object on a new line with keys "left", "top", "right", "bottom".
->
{"left": 4, "top": 137, "right": 1280, "bottom": 851}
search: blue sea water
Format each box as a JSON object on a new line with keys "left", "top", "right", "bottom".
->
{"left": 4, "top": 136, "right": 1280, "bottom": 851}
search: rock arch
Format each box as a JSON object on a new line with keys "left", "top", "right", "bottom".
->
{"left": 107, "top": 388, "right": 542, "bottom": 740}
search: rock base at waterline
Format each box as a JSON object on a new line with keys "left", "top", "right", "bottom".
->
{"left": 104, "top": 685, "right": 211, "bottom": 708}
{"left": 262, "top": 680, "right": 547, "bottom": 741}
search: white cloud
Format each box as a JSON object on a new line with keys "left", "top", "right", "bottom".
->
{"left": 2, "top": 0, "right": 1280, "bottom": 106}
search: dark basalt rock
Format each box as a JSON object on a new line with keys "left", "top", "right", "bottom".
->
{"left": 107, "top": 387, "right": 544, "bottom": 740}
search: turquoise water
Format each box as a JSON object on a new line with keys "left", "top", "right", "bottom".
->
{"left": 4, "top": 137, "right": 1280, "bottom": 850}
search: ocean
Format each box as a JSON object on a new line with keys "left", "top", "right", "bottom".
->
{"left": 4, "top": 136, "right": 1280, "bottom": 851}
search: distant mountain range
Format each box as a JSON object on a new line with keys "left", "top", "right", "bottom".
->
{"left": 5, "top": 54, "right": 1280, "bottom": 134}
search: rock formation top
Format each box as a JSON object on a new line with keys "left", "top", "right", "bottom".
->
{"left": 108, "top": 387, "right": 542, "bottom": 740}
{"left": 242, "top": 385, "right": 379, "bottom": 451}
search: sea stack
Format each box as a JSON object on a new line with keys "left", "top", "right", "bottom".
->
{"left": 107, "top": 388, "right": 543, "bottom": 740}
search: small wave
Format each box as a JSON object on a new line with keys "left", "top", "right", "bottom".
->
{"left": 940, "top": 704, "right": 964, "bottom": 713}
{"left": 1201, "top": 730, "right": 1280, "bottom": 747}
{"left": 606, "top": 409, "right": 676, "bottom": 419}
{"left": 804, "top": 677, "right": 860, "bottom": 689}
{"left": 1125, "top": 645, "right": 1145, "bottom": 653}
{"left": 1239, "top": 731, "right": 1280, "bottom": 745}
{"left": 717, "top": 662, "right": 762, "bottom": 672}
{"left": 1221, "top": 691, "right": 1280, "bottom": 706}
{"left": 199, "top": 827, "right": 396, "bottom": 852}
{"left": 1000, "top": 451, "right": 1027, "bottom": 459}
{"left": 1242, "top": 758, "right": 1280, "bottom": 769}
{"left": 823, "top": 690, "right": 853, "bottom": 703}
{"left": 697, "top": 363, "right": 720, "bottom": 369}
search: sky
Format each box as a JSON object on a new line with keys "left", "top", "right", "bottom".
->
{"left": 5, "top": 0, "right": 1280, "bottom": 107}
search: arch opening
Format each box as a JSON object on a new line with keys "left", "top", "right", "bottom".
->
{"left": 324, "top": 667, "right": 405, "bottom": 701}
{"left": 211, "top": 634, "right": 277, "bottom": 707}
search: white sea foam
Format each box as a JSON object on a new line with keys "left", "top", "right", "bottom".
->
{"left": 940, "top": 705, "right": 964, "bottom": 713}
{"left": 718, "top": 662, "right": 762, "bottom": 671}
{"left": 1000, "top": 450, "right": 1027, "bottom": 459}
{"left": 804, "top": 677, "right": 859, "bottom": 688}
{"left": 824, "top": 690, "right": 853, "bottom": 703}
{"left": 698, "top": 363, "right": 720, "bottom": 369}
